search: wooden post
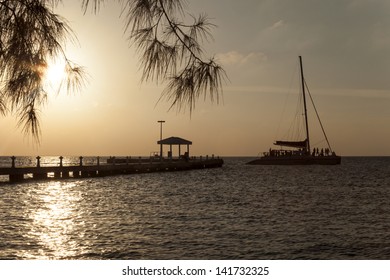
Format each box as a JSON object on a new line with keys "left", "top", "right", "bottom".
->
{"left": 59, "top": 156, "right": 63, "bottom": 167}
{"left": 33, "top": 172, "right": 47, "bottom": 180}
{"left": 36, "top": 156, "right": 41, "bottom": 167}
{"left": 10, "top": 174, "right": 24, "bottom": 182}
{"left": 79, "top": 156, "right": 83, "bottom": 166}
{"left": 11, "top": 156, "right": 16, "bottom": 168}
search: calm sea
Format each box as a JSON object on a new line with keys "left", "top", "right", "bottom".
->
{"left": 0, "top": 156, "right": 389, "bottom": 260}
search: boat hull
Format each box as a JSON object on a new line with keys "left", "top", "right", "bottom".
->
{"left": 246, "top": 155, "right": 341, "bottom": 165}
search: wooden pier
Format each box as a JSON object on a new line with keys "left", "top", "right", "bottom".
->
{"left": 0, "top": 156, "right": 223, "bottom": 183}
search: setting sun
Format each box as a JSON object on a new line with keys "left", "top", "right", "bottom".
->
{"left": 45, "top": 59, "right": 66, "bottom": 89}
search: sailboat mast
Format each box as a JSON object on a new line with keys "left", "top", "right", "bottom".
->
{"left": 299, "top": 56, "right": 311, "bottom": 154}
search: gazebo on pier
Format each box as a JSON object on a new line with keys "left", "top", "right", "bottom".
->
{"left": 157, "top": 136, "right": 192, "bottom": 159}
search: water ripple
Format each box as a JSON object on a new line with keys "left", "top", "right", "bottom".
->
{"left": 1, "top": 157, "right": 390, "bottom": 259}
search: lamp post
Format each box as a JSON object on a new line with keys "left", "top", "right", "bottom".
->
{"left": 158, "top": 120, "right": 165, "bottom": 160}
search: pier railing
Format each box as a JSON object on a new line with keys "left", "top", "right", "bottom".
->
{"left": 0, "top": 155, "right": 223, "bottom": 183}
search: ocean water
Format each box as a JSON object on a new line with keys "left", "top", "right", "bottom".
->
{"left": 0, "top": 157, "right": 389, "bottom": 260}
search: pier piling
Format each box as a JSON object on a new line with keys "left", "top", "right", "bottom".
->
{"left": 1, "top": 156, "right": 224, "bottom": 183}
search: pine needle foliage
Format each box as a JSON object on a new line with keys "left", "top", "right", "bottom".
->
{"left": 1, "top": 0, "right": 225, "bottom": 141}
{"left": 84, "top": 0, "right": 227, "bottom": 114}
{"left": 0, "top": 0, "right": 86, "bottom": 141}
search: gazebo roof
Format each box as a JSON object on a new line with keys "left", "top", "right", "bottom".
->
{"left": 157, "top": 136, "right": 192, "bottom": 145}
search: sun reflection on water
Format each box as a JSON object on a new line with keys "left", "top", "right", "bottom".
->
{"left": 23, "top": 181, "right": 86, "bottom": 259}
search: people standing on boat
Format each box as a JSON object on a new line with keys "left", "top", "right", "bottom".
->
{"left": 247, "top": 56, "right": 341, "bottom": 165}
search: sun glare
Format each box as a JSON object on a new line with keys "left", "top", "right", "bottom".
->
{"left": 45, "top": 59, "right": 66, "bottom": 89}
{"left": 22, "top": 181, "right": 86, "bottom": 259}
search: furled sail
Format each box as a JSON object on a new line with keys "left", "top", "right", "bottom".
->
{"left": 274, "top": 139, "right": 307, "bottom": 149}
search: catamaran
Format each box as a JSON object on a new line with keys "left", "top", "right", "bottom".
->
{"left": 247, "top": 56, "right": 341, "bottom": 165}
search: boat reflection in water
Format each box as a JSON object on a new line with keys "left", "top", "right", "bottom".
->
{"left": 247, "top": 56, "right": 341, "bottom": 165}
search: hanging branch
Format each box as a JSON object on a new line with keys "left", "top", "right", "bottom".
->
{"left": 83, "top": 0, "right": 226, "bottom": 113}
{"left": 1, "top": 0, "right": 225, "bottom": 141}
{"left": 125, "top": 0, "right": 227, "bottom": 113}
{"left": 0, "top": 0, "right": 87, "bottom": 141}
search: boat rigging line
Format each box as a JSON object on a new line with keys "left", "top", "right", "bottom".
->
{"left": 304, "top": 79, "right": 334, "bottom": 153}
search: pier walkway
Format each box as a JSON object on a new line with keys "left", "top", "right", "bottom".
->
{"left": 0, "top": 156, "right": 224, "bottom": 183}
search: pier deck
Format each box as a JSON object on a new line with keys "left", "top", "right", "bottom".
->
{"left": 0, "top": 157, "right": 224, "bottom": 183}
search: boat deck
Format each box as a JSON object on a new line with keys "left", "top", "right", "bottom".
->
{"left": 247, "top": 155, "right": 341, "bottom": 165}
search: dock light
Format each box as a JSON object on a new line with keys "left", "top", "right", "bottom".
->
{"left": 158, "top": 120, "right": 165, "bottom": 160}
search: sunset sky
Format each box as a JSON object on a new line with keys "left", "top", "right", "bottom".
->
{"left": 1, "top": 0, "right": 390, "bottom": 156}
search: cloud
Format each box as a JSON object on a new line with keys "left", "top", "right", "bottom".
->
{"left": 268, "top": 20, "right": 285, "bottom": 30}
{"left": 216, "top": 51, "right": 267, "bottom": 66}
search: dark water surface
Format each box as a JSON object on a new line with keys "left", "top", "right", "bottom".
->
{"left": 1, "top": 157, "right": 389, "bottom": 259}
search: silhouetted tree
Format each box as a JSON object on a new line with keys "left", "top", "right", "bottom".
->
{"left": 1, "top": 0, "right": 225, "bottom": 140}
{"left": 0, "top": 0, "right": 86, "bottom": 140}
